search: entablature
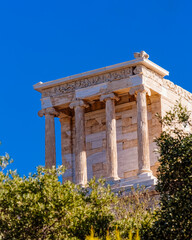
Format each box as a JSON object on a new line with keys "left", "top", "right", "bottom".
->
{"left": 34, "top": 51, "right": 192, "bottom": 110}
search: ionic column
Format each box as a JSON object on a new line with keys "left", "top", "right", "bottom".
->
{"left": 100, "top": 93, "right": 119, "bottom": 180}
{"left": 59, "top": 113, "right": 74, "bottom": 182}
{"left": 130, "top": 85, "right": 151, "bottom": 175}
{"left": 69, "top": 100, "right": 89, "bottom": 185}
{"left": 38, "top": 108, "right": 59, "bottom": 168}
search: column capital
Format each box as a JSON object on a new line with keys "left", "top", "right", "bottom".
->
{"left": 129, "top": 84, "right": 151, "bottom": 97}
{"left": 69, "top": 99, "right": 89, "bottom": 109}
{"left": 38, "top": 108, "right": 59, "bottom": 118}
{"left": 100, "top": 93, "right": 119, "bottom": 102}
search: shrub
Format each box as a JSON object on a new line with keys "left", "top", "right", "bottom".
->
{"left": 149, "top": 103, "right": 192, "bottom": 239}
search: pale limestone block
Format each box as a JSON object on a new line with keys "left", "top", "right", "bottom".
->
{"left": 93, "top": 170, "right": 107, "bottom": 178}
{"left": 86, "top": 131, "right": 106, "bottom": 142}
{"left": 87, "top": 158, "right": 93, "bottom": 180}
{"left": 118, "top": 148, "right": 138, "bottom": 166}
{"left": 122, "top": 117, "right": 132, "bottom": 126}
{"left": 129, "top": 75, "right": 144, "bottom": 87}
{"left": 63, "top": 153, "right": 73, "bottom": 162}
{"left": 132, "top": 116, "right": 137, "bottom": 124}
{"left": 109, "top": 78, "right": 129, "bottom": 92}
{"left": 52, "top": 93, "right": 74, "bottom": 107}
{"left": 122, "top": 123, "right": 137, "bottom": 134}
{"left": 116, "top": 104, "right": 133, "bottom": 113}
{"left": 63, "top": 169, "right": 72, "bottom": 178}
{"left": 102, "top": 139, "right": 106, "bottom": 147}
{"left": 150, "top": 95, "right": 161, "bottom": 103}
{"left": 116, "top": 119, "right": 122, "bottom": 127}
{"left": 87, "top": 151, "right": 106, "bottom": 180}
{"left": 161, "top": 86, "right": 168, "bottom": 97}
{"left": 149, "top": 142, "right": 158, "bottom": 165}
{"left": 92, "top": 140, "right": 103, "bottom": 149}
{"left": 88, "top": 151, "right": 106, "bottom": 164}
{"left": 85, "top": 109, "right": 105, "bottom": 120}
{"left": 91, "top": 123, "right": 106, "bottom": 134}
{"left": 124, "top": 169, "right": 138, "bottom": 178}
{"left": 116, "top": 101, "right": 136, "bottom": 110}
{"left": 152, "top": 118, "right": 160, "bottom": 126}
{"left": 117, "top": 142, "right": 123, "bottom": 151}
{"left": 86, "top": 142, "right": 92, "bottom": 151}
{"left": 117, "top": 147, "right": 138, "bottom": 177}
{"left": 123, "top": 139, "right": 138, "bottom": 149}
{"left": 147, "top": 112, "right": 152, "bottom": 120}
{"left": 41, "top": 97, "right": 53, "bottom": 109}
{"left": 108, "top": 75, "right": 143, "bottom": 93}
{"left": 86, "top": 119, "right": 98, "bottom": 128}
{"left": 116, "top": 130, "right": 137, "bottom": 141}
{"left": 75, "top": 83, "right": 108, "bottom": 99}
{"left": 117, "top": 146, "right": 137, "bottom": 159}
{"left": 87, "top": 147, "right": 103, "bottom": 157}
{"left": 121, "top": 109, "right": 137, "bottom": 119}
{"left": 92, "top": 162, "right": 104, "bottom": 172}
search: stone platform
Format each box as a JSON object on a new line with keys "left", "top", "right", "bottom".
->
{"left": 107, "top": 172, "right": 157, "bottom": 193}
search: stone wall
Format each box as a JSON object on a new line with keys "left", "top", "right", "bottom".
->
{"left": 62, "top": 93, "right": 162, "bottom": 181}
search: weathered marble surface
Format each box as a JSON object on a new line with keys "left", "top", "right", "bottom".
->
{"left": 34, "top": 51, "right": 192, "bottom": 186}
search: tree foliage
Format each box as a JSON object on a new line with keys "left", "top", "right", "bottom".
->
{"left": 0, "top": 154, "right": 156, "bottom": 240}
{"left": 150, "top": 103, "right": 192, "bottom": 239}
{"left": 0, "top": 160, "right": 116, "bottom": 240}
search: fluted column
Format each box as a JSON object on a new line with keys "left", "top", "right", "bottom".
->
{"left": 100, "top": 93, "right": 119, "bottom": 180}
{"left": 130, "top": 85, "right": 151, "bottom": 175}
{"left": 38, "top": 108, "right": 59, "bottom": 168}
{"left": 69, "top": 100, "right": 88, "bottom": 185}
{"left": 59, "top": 113, "right": 74, "bottom": 182}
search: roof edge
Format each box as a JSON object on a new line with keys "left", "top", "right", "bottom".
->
{"left": 33, "top": 57, "right": 169, "bottom": 92}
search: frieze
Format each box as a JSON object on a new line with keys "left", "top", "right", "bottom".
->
{"left": 41, "top": 64, "right": 192, "bottom": 102}
{"left": 141, "top": 66, "right": 192, "bottom": 102}
{"left": 42, "top": 67, "right": 133, "bottom": 97}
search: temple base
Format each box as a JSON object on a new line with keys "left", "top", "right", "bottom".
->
{"left": 110, "top": 173, "right": 157, "bottom": 193}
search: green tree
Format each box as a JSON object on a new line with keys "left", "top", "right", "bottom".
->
{"left": 150, "top": 103, "right": 192, "bottom": 240}
{"left": 0, "top": 146, "right": 155, "bottom": 240}
{"left": 114, "top": 186, "right": 157, "bottom": 240}
{"left": 0, "top": 157, "right": 116, "bottom": 240}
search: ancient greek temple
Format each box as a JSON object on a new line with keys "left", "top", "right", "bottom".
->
{"left": 34, "top": 51, "right": 192, "bottom": 189}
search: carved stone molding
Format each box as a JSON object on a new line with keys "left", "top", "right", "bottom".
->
{"left": 129, "top": 84, "right": 151, "bottom": 97}
{"left": 42, "top": 67, "right": 133, "bottom": 98}
{"left": 134, "top": 51, "right": 149, "bottom": 59}
{"left": 69, "top": 99, "right": 89, "bottom": 109}
{"left": 38, "top": 108, "right": 59, "bottom": 117}
{"left": 100, "top": 93, "right": 120, "bottom": 102}
{"left": 41, "top": 63, "right": 192, "bottom": 103}
{"left": 136, "top": 65, "right": 192, "bottom": 102}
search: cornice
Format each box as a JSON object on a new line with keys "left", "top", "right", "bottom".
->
{"left": 33, "top": 57, "right": 169, "bottom": 93}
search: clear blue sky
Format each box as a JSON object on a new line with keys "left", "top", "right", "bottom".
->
{"left": 0, "top": 0, "right": 192, "bottom": 175}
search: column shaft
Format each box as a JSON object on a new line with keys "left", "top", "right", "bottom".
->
{"left": 105, "top": 98, "right": 119, "bottom": 179}
{"left": 45, "top": 113, "right": 56, "bottom": 168}
{"left": 100, "top": 93, "right": 119, "bottom": 180}
{"left": 70, "top": 100, "right": 88, "bottom": 185}
{"left": 136, "top": 90, "right": 151, "bottom": 173}
{"left": 74, "top": 105, "right": 87, "bottom": 185}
